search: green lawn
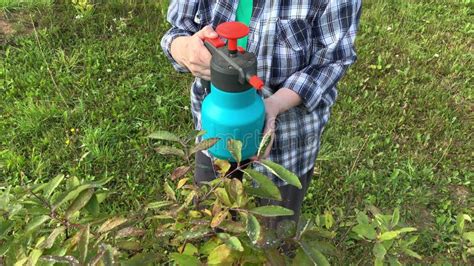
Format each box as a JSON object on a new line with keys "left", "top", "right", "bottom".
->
{"left": 1, "top": 0, "right": 472, "bottom": 263}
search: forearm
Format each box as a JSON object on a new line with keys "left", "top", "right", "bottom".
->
{"left": 266, "top": 88, "right": 302, "bottom": 114}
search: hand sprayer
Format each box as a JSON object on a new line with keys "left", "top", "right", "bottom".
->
{"left": 201, "top": 22, "right": 266, "bottom": 161}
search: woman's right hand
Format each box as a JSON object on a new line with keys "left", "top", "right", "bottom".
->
{"left": 170, "top": 26, "right": 218, "bottom": 81}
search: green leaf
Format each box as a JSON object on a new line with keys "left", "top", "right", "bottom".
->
{"left": 226, "top": 236, "right": 244, "bottom": 252}
{"left": 171, "top": 253, "right": 200, "bottom": 266}
{"left": 27, "top": 249, "right": 43, "bottom": 266}
{"left": 103, "top": 245, "right": 115, "bottom": 266}
{"left": 457, "top": 213, "right": 465, "bottom": 234}
{"left": 356, "top": 211, "right": 370, "bottom": 225}
{"left": 324, "top": 210, "right": 334, "bottom": 229}
{"left": 244, "top": 169, "right": 281, "bottom": 201}
{"left": 183, "top": 243, "right": 199, "bottom": 256}
{"left": 250, "top": 206, "right": 294, "bottom": 217}
{"left": 246, "top": 214, "right": 261, "bottom": 244}
{"left": 43, "top": 174, "right": 65, "bottom": 199}
{"left": 94, "top": 175, "right": 114, "bottom": 186}
{"left": 373, "top": 242, "right": 386, "bottom": 260}
{"left": 164, "top": 181, "right": 177, "bottom": 202}
{"left": 53, "top": 183, "right": 94, "bottom": 210}
{"left": 25, "top": 215, "right": 50, "bottom": 234}
{"left": 374, "top": 258, "right": 384, "bottom": 266}
{"left": 189, "top": 138, "right": 220, "bottom": 155}
{"left": 0, "top": 220, "right": 13, "bottom": 238}
{"left": 299, "top": 238, "right": 330, "bottom": 266}
{"left": 181, "top": 228, "right": 212, "bottom": 240}
{"left": 215, "top": 188, "right": 232, "bottom": 206}
{"left": 146, "top": 201, "right": 173, "bottom": 209}
{"left": 85, "top": 194, "right": 100, "bottom": 216}
{"left": 379, "top": 231, "right": 399, "bottom": 241}
{"left": 227, "top": 139, "right": 242, "bottom": 163}
{"left": 40, "top": 226, "right": 65, "bottom": 249}
{"left": 155, "top": 146, "right": 186, "bottom": 158}
{"left": 257, "top": 130, "right": 273, "bottom": 158}
{"left": 260, "top": 160, "right": 302, "bottom": 189}
{"left": 208, "top": 244, "right": 232, "bottom": 265}
{"left": 391, "top": 207, "right": 400, "bottom": 227}
{"left": 352, "top": 223, "right": 377, "bottom": 240}
{"left": 403, "top": 248, "right": 422, "bottom": 260}
{"left": 117, "top": 240, "right": 142, "bottom": 251}
{"left": 292, "top": 247, "right": 314, "bottom": 266}
{"left": 147, "top": 131, "right": 180, "bottom": 142}
{"left": 78, "top": 224, "right": 90, "bottom": 264}
{"left": 98, "top": 217, "right": 127, "bottom": 233}
{"left": 65, "top": 188, "right": 94, "bottom": 219}
{"left": 396, "top": 227, "right": 417, "bottom": 233}
{"left": 463, "top": 231, "right": 474, "bottom": 243}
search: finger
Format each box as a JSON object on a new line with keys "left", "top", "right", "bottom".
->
{"left": 195, "top": 25, "right": 218, "bottom": 40}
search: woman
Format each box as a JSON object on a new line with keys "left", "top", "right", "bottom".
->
{"left": 161, "top": 0, "right": 361, "bottom": 226}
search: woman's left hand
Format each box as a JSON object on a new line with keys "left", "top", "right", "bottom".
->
{"left": 259, "top": 88, "right": 303, "bottom": 159}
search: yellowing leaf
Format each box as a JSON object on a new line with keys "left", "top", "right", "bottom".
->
{"left": 177, "top": 178, "right": 189, "bottom": 190}
{"left": 164, "top": 181, "right": 177, "bottom": 202}
{"left": 211, "top": 209, "right": 229, "bottom": 228}
{"left": 214, "top": 159, "right": 230, "bottom": 176}
{"left": 227, "top": 139, "right": 242, "bottom": 163}
{"left": 154, "top": 146, "right": 186, "bottom": 158}
{"left": 208, "top": 244, "right": 232, "bottom": 265}
{"left": 379, "top": 231, "right": 399, "bottom": 241}
{"left": 189, "top": 138, "right": 220, "bottom": 154}
{"left": 98, "top": 217, "right": 127, "bottom": 233}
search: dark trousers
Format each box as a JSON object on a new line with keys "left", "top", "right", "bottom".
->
{"left": 194, "top": 151, "right": 313, "bottom": 227}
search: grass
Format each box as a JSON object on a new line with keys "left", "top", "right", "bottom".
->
{"left": 0, "top": 0, "right": 472, "bottom": 263}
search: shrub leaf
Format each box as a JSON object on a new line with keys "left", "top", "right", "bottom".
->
{"left": 260, "top": 160, "right": 302, "bottom": 189}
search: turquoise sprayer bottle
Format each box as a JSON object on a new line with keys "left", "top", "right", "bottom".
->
{"left": 201, "top": 22, "right": 265, "bottom": 162}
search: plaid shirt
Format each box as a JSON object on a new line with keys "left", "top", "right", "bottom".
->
{"left": 161, "top": 0, "right": 361, "bottom": 186}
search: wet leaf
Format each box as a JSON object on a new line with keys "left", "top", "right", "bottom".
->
{"left": 171, "top": 166, "right": 191, "bottom": 181}
{"left": 227, "top": 139, "right": 242, "bottom": 163}
{"left": 189, "top": 138, "right": 220, "bottom": 154}
{"left": 246, "top": 214, "right": 260, "bottom": 244}
{"left": 260, "top": 160, "right": 302, "bottom": 189}
{"left": 249, "top": 206, "right": 294, "bottom": 217}
{"left": 147, "top": 131, "right": 180, "bottom": 142}
{"left": 155, "top": 146, "right": 186, "bottom": 158}
{"left": 244, "top": 169, "right": 281, "bottom": 201}
{"left": 257, "top": 130, "right": 273, "bottom": 158}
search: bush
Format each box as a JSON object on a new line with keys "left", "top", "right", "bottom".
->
{"left": 0, "top": 131, "right": 444, "bottom": 265}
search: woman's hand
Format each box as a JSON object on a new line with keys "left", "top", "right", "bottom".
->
{"left": 260, "top": 88, "right": 303, "bottom": 158}
{"left": 170, "top": 26, "right": 218, "bottom": 80}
